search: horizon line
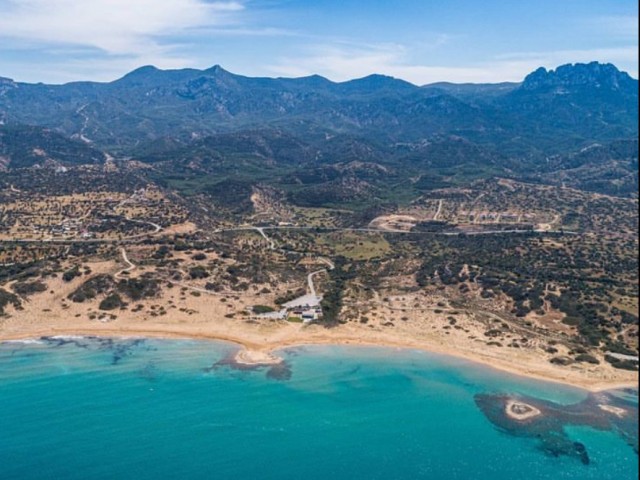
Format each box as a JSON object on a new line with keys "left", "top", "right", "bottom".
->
{"left": 1, "top": 60, "right": 637, "bottom": 87}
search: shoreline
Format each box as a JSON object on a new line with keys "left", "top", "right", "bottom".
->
{"left": 1, "top": 328, "right": 637, "bottom": 393}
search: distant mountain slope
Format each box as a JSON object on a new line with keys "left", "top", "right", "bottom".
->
{"left": 0, "top": 62, "right": 636, "bottom": 158}
{"left": 537, "top": 139, "right": 639, "bottom": 197}
{"left": 421, "top": 81, "right": 520, "bottom": 99}
{"left": 495, "top": 62, "right": 638, "bottom": 154}
{"left": 0, "top": 125, "right": 105, "bottom": 169}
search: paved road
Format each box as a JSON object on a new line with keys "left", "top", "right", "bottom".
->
{"left": 216, "top": 224, "right": 577, "bottom": 237}
{"left": 1, "top": 218, "right": 578, "bottom": 247}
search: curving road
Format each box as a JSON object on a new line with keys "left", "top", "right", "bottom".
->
{"left": 115, "top": 247, "right": 136, "bottom": 279}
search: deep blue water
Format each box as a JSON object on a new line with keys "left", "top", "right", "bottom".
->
{"left": 0, "top": 338, "right": 637, "bottom": 480}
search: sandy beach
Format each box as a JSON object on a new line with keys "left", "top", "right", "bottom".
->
{"left": 1, "top": 323, "right": 637, "bottom": 392}
{"left": 1, "top": 258, "right": 637, "bottom": 392}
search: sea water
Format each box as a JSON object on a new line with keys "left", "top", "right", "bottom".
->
{"left": 0, "top": 338, "right": 637, "bottom": 480}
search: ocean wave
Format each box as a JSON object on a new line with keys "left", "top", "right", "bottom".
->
{"left": 2, "top": 339, "right": 44, "bottom": 345}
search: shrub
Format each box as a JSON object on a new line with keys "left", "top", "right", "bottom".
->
{"left": 99, "top": 293, "right": 124, "bottom": 311}
{"left": 68, "top": 275, "right": 114, "bottom": 303}
{"left": 117, "top": 277, "right": 160, "bottom": 301}
{"left": 189, "top": 266, "right": 209, "bottom": 280}
{"left": 253, "top": 305, "right": 275, "bottom": 314}
{"left": 11, "top": 281, "right": 47, "bottom": 296}
{"left": 574, "top": 354, "right": 600, "bottom": 364}
{"left": 604, "top": 355, "right": 639, "bottom": 371}
{"left": 0, "top": 288, "right": 21, "bottom": 314}
{"left": 62, "top": 266, "right": 81, "bottom": 282}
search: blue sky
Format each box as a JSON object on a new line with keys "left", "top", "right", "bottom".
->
{"left": 0, "top": 0, "right": 637, "bottom": 84}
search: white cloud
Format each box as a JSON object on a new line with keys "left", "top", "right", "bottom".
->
{"left": 0, "top": 1, "right": 636, "bottom": 84}
{"left": 494, "top": 47, "right": 639, "bottom": 78}
{"left": 268, "top": 43, "right": 514, "bottom": 84}
{"left": 269, "top": 43, "right": 639, "bottom": 84}
{"left": 0, "top": 0, "right": 244, "bottom": 61}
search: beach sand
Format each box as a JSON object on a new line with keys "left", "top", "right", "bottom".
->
{"left": 505, "top": 400, "right": 542, "bottom": 421}
{"left": 0, "top": 259, "right": 637, "bottom": 392}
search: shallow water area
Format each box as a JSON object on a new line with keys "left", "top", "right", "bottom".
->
{"left": 0, "top": 338, "right": 637, "bottom": 480}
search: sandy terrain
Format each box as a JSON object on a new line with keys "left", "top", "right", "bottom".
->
{"left": 505, "top": 400, "right": 542, "bottom": 421}
{"left": 368, "top": 215, "right": 419, "bottom": 232}
{"left": 1, "top": 259, "right": 637, "bottom": 392}
{"left": 598, "top": 404, "right": 628, "bottom": 417}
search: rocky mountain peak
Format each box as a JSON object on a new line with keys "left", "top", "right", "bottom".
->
{"left": 522, "top": 62, "right": 636, "bottom": 92}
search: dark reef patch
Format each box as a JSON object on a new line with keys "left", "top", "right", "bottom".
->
{"left": 39, "top": 336, "right": 149, "bottom": 365}
{"left": 138, "top": 362, "right": 160, "bottom": 382}
{"left": 475, "top": 389, "right": 638, "bottom": 464}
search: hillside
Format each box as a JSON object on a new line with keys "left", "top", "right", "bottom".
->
{"left": 0, "top": 125, "right": 105, "bottom": 169}
{"left": 0, "top": 62, "right": 636, "bottom": 158}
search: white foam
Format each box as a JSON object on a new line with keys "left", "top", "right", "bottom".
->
{"left": 2, "top": 339, "right": 44, "bottom": 345}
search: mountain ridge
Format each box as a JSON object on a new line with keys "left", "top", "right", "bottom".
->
{"left": 0, "top": 62, "right": 636, "bottom": 162}
{"left": 2, "top": 60, "right": 637, "bottom": 88}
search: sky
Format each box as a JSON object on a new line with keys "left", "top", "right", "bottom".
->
{"left": 0, "top": 0, "right": 637, "bottom": 85}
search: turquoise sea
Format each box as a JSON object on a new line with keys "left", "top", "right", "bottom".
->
{"left": 0, "top": 337, "right": 637, "bottom": 480}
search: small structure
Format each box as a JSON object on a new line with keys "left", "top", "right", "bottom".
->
{"left": 301, "top": 309, "right": 318, "bottom": 323}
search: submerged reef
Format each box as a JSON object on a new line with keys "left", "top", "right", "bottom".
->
{"left": 205, "top": 350, "right": 292, "bottom": 381}
{"left": 475, "top": 390, "right": 639, "bottom": 464}
{"left": 40, "top": 335, "right": 149, "bottom": 364}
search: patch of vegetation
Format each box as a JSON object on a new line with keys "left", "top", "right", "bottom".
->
{"left": 604, "top": 355, "right": 639, "bottom": 371}
{"left": 99, "top": 293, "right": 124, "bottom": 311}
{"left": 252, "top": 305, "right": 275, "bottom": 314}
{"left": 11, "top": 280, "right": 47, "bottom": 297}
{"left": 189, "top": 266, "right": 209, "bottom": 279}
{"left": 68, "top": 274, "right": 114, "bottom": 303}
{"left": 320, "top": 256, "right": 356, "bottom": 327}
{"left": 574, "top": 354, "right": 600, "bottom": 364}
{"left": 62, "top": 266, "right": 81, "bottom": 282}
{"left": 413, "top": 233, "right": 638, "bottom": 350}
{"left": 116, "top": 277, "right": 160, "bottom": 301}
{"left": 0, "top": 288, "right": 21, "bottom": 314}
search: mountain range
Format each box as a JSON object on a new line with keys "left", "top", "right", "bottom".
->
{"left": 0, "top": 61, "right": 637, "bottom": 201}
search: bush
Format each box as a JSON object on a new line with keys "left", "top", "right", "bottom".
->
{"left": 549, "top": 356, "right": 574, "bottom": 366}
{"left": 253, "top": 305, "right": 275, "bottom": 314}
{"left": 117, "top": 277, "right": 160, "bottom": 301}
{"left": 99, "top": 293, "right": 124, "bottom": 311}
{"left": 68, "top": 275, "right": 114, "bottom": 303}
{"left": 574, "top": 354, "right": 600, "bottom": 364}
{"left": 0, "top": 288, "right": 21, "bottom": 314}
{"left": 11, "top": 281, "right": 47, "bottom": 296}
{"left": 205, "top": 282, "right": 222, "bottom": 292}
{"left": 189, "top": 266, "right": 209, "bottom": 280}
{"left": 62, "top": 266, "right": 81, "bottom": 282}
{"left": 152, "top": 245, "right": 171, "bottom": 259}
{"left": 604, "top": 355, "right": 639, "bottom": 371}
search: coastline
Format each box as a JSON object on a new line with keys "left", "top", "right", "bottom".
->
{"left": 1, "top": 327, "right": 637, "bottom": 393}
